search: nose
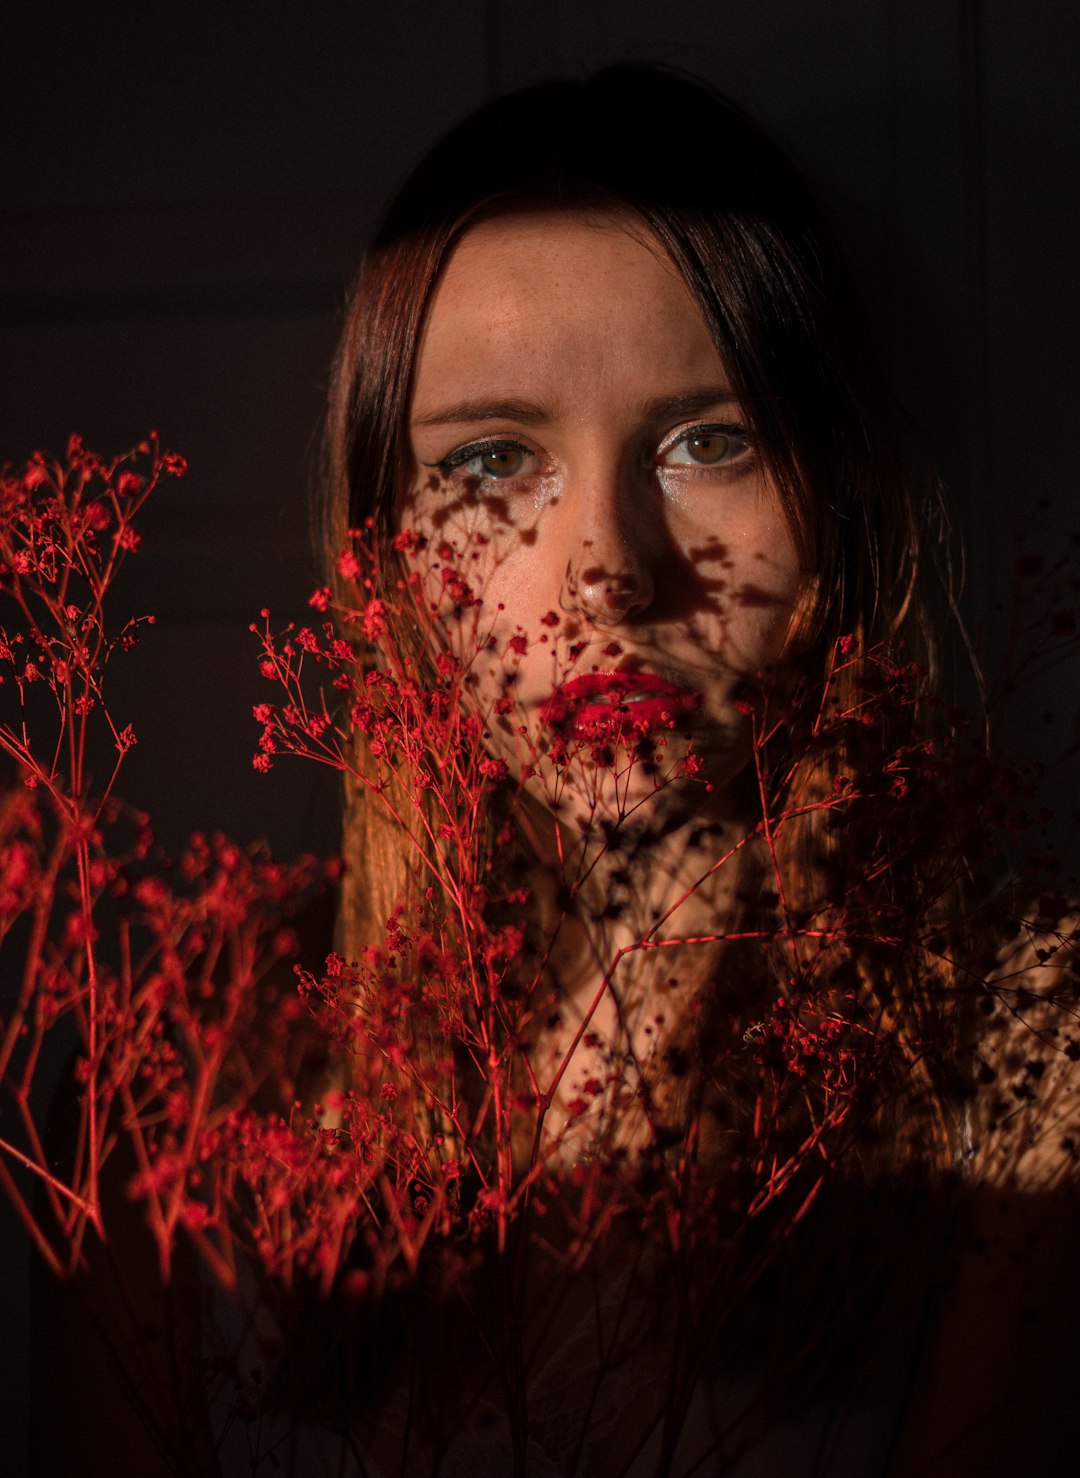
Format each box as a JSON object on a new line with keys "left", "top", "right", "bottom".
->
{"left": 564, "top": 552, "right": 654, "bottom": 625}
{"left": 559, "top": 468, "right": 655, "bottom": 627}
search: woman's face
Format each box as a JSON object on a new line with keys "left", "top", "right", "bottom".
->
{"left": 403, "top": 210, "right": 804, "bottom": 829}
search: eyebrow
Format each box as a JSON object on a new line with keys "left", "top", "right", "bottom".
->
{"left": 412, "top": 385, "right": 740, "bottom": 428}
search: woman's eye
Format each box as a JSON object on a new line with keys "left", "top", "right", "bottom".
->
{"left": 433, "top": 440, "right": 536, "bottom": 480}
{"left": 660, "top": 424, "right": 751, "bottom": 470}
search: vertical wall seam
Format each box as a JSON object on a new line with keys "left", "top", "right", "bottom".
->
{"left": 879, "top": 0, "right": 901, "bottom": 386}
{"left": 957, "top": 0, "right": 992, "bottom": 512}
{"left": 484, "top": 0, "right": 501, "bottom": 102}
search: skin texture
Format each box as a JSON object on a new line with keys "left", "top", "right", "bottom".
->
{"left": 404, "top": 210, "right": 804, "bottom": 837}
{"left": 403, "top": 211, "right": 804, "bottom": 1156}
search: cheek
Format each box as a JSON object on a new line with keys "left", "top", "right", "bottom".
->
{"left": 454, "top": 542, "right": 556, "bottom": 659}
{"left": 682, "top": 515, "right": 803, "bottom": 669}
{"left": 403, "top": 482, "right": 550, "bottom": 625}
{"left": 755, "top": 533, "right": 804, "bottom": 654}
{"left": 403, "top": 535, "right": 553, "bottom": 724}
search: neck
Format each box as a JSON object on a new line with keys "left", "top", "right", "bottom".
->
{"left": 527, "top": 768, "right": 760, "bottom": 945}
{"left": 517, "top": 774, "right": 764, "bottom": 1163}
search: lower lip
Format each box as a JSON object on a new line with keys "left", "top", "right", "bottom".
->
{"left": 545, "top": 687, "right": 701, "bottom": 738}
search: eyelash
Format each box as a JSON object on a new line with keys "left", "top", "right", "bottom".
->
{"left": 660, "top": 422, "right": 752, "bottom": 472}
{"left": 426, "top": 422, "right": 752, "bottom": 482}
{"left": 429, "top": 439, "right": 532, "bottom": 478}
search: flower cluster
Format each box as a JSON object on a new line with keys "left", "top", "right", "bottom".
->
{"left": 3, "top": 438, "right": 1079, "bottom": 1474}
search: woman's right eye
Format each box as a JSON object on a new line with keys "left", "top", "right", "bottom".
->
{"left": 429, "top": 439, "right": 538, "bottom": 481}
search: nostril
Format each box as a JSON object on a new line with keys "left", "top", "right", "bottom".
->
{"left": 561, "top": 555, "right": 654, "bottom": 626}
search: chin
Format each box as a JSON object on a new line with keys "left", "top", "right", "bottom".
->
{"left": 523, "top": 726, "right": 749, "bottom": 841}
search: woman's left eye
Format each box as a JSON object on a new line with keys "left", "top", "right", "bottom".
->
{"left": 659, "top": 423, "right": 751, "bottom": 470}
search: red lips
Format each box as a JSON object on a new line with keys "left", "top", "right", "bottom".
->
{"left": 540, "top": 671, "right": 701, "bottom": 737}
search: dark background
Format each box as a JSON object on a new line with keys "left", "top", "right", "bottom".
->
{"left": 3, "top": 2, "right": 1078, "bottom": 1470}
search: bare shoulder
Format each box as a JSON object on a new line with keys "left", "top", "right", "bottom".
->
{"left": 886, "top": 912, "right": 1080, "bottom": 1474}
{"left": 964, "top": 912, "right": 1080, "bottom": 1187}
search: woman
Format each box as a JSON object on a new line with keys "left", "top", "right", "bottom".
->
{"left": 33, "top": 61, "right": 1079, "bottom": 1477}
{"left": 326, "top": 60, "right": 943, "bottom": 1172}
{"left": 308, "top": 61, "right": 1079, "bottom": 1475}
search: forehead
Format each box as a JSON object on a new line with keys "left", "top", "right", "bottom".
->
{"left": 410, "top": 210, "right": 727, "bottom": 413}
